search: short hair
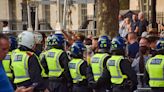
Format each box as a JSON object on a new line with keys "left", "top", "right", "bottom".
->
{"left": 92, "top": 36, "right": 98, "bottom": 40}
{"left": 128, "top": 32, "right": 137, "bottom": 39}
{"left": 76, "top": 33, "right": 85, "bottom": 42}
{"left": 2, "top": 21, "right": 8, "bottom": 25}
{"left": 146, "top": 35, "right": 159, "bottom": 43}
{"left": 0, "top": 33, "right": 9, "bottom": 41}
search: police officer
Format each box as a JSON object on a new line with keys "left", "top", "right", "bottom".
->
{"left": 105, "top": 36, "right": 137, "bottom": 92}
{"left": 11, "top": 31, "right": 46, "bottom": 91}
{"left": 145, "top": 39, "right": 164, "bottom": 92}
{"left": 2, "top": 36, "right": 17, "bottom": 89}
{"left": 88, "top": 35, "right": 111, "bottom": 92}
{"left": 40, "top": 33, "right": 72, "bottom": 92}
{"left": 68, "top": 41, "right": 92, "bottom": 92}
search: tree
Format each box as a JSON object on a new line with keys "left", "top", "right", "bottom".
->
{"left": 151, "top": 0, "right": 158, "bottom": 31}
{"left": 97, "top": 0, "right": 119, "bottom": 38}
{"left": 119, "top": 0, "right": 129, "bottom": 10}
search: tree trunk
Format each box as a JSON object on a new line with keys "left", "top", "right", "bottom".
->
{"left": 151, "top": 0, "right": 158, "bottom": 31}
{"left": 119, "top": 0, "right": 129, "bottom": 10}
{"left": 97, "top": 0, "right": 119, "bottom": 38}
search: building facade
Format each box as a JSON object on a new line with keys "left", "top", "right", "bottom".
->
{"left": 0, "top": 0, "right": 92, "bottom": 31}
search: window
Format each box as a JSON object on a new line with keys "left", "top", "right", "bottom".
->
{"left": 80, "top": 4, "right": 87, "bottom": 26}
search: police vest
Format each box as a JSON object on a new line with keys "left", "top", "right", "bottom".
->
{"left": 11, "top": 49, "right": 46, "bottom": 83}
{"left": 11, "top": 49, "right": 31, "bottom": 84}
{"left": 91, "top": 53, "right": 109, "bottom": 81}
{"left": 69, "top": 58, "right": 86, "bottom": 83}
{"left": 34, "top": 51, "right": 47, "bottom": 78}
{"left": 2, "top": 52, "right": 12, "bottom": 78}
{"left": 107, "top": 55, "right": 127, "bottom": 84}
{"left": 39, "top": 51, "right": 46, "bottom": 60}
{"left": 146, "top": 55, "right": 164, "bottom": 87}
{"left": 45, "top": 48, "right": 64, "bottom": 77}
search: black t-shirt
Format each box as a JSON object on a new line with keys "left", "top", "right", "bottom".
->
{"left": 131, "top": 20, "right": 139, "bottom": 32}
{"left": 138, "top": 19, "right": 148, "bottom": 36}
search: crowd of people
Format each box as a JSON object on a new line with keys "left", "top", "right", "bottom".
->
{"left": 0, "top": 12, "right": 164, "bottom": 92}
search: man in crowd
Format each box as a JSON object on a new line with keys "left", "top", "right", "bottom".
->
{"left": 131, "top": 14, "right": 139, "bottom": 33}
{"left": 0, "top": 33, "right": 14, "bottom": 92}
{"left": 138, "top": 12, "right": 148, "bottom": 36}
{"left": 127, "top": 32, "right": 139, "bottom": 61}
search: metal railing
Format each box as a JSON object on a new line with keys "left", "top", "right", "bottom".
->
{"left": 0, "top": 29, "right": 97, "bottom": 36}
{"left": 136, "top": 73, "right": 151, "bottom": 92}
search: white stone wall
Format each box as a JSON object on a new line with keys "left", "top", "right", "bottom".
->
{"left": 0, "top": 0, "right": 9, "bottom": 20}
{"left": 156, "top": 0, "right": 164, "bottom": 12}
{"left": 129, "top": 0, "right": 139, "bottom": 10}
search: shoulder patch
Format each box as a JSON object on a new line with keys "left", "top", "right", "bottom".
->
{"left": 150, "top": 59, "right": 162, "bottom": 64}
{"left": 91, "top": 57, "right": 100, "bottom": 63}
{"left": 47, "top": 52, "right": 55, "bottom": 58}
{"left": 108, "top": 60, "right": 116, "bottom": 66}
{"left": 69, "top": 63, "right": 76, "bottom": 69}
{"left": 4, "top": 54, "right": 11, "bottom": 60}
{"left": 14, "top": 55, "right": 23, "bottom": 61}
{"left": 27, "top": 51, "right": 34, "bottom": 56}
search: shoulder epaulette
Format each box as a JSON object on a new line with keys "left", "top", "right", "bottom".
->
{"left": 27, "top": 51, "right": 34, "bottom": 56}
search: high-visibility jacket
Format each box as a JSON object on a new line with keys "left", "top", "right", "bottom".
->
{"left": 69, "top": 58, "right": 86, "bottom": 83}
{"left": 39, "top": 51, "right": 46, "bottom": 60}
{"left": 2, "top": 52, "right": 12, "bottom": 79}
{"left": 45, "top": 48, "right": 64, "bottom": 77}
{"left": 34, "top": 53, "right": 48, "bottom": 77}
{"left": 91, "top": 53, "right": 109, "bottom": 81}
{"left": 146, "top": 55, "right": 164, "bottom": 87}
{"left": 11, "top": 49, "right": 47, "bottom": 83}
{"left": 107, "top": 55, "right": 127, "bottom": 84}
{"left": 11, "top": 49, "right": 31, "bottom": 84}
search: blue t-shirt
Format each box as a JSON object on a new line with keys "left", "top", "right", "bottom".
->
{"left": 0, "top": 61, "right": 14, "bottom": 92}
{"left": 128, "top": 42, "right": 139, "bottom": 58}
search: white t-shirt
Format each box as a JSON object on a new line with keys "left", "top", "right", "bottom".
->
{"left": 2, "top": 26, "right": 10, "bottom": 33}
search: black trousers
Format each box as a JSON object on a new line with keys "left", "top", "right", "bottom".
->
{"left": 49, "top": 81, "right": 68, "bottom": 92}
{"left": 94, "top": 87, "right": 111, "bottom": 92}
{"left": 112, "top": 86, "right": 133, "bottom": 92}
{"left": 151, "top": 88, "right": 164, "bottom": 92}
{"left": 72, "top": 84, "right": 93, "bottom": 92}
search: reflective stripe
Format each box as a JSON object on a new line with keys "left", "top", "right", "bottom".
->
{"left": 69, "top": 59, "right": 86, "bottom": 83}
{"left": 93, "top": 73, "right": 101, "bottom": 76}
{"left": 107, "top": 55, "right": 127, "bottom": 84}
{"left": 115, "top": 58, "right": 123, "bottom": 78}
{"left": 15, "top": 76, "right": 29, "bottom": 78}
{"left": 99, "top": 54, "right": 107, "bottom": 74}
{"left": 12, "top": 50, "right": 31, "bottom": 83}
{"left": 149, "top": 66, "right": 164, "bottom": 80}
{"left": 74, "top": 59, "right": 84, "bottom": 81}
{"left": 49, "top": 70, "right": 62, "bottom": 72}
{"left": 150, "top": 78, "right": 164, "bottom": 80}
{"left": 146, "top": 55, "right": 164, "bottom": 87}
{"left": 24, "top": 55, "right": 29, "bottom": 78}
{"left": 46, "top": 48, "right": 64, "bottom": 77}
{"left": 2, "top": 52, "right": 12, "bottom": 78}
{"left": 91, "top": 53, "right": 109, "bottom": 81}
{"left": 112, "top": 76, "right": 123, "bottom": 78}
{"left": 56, "top": 51, "right": 62, "bottom": 71}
